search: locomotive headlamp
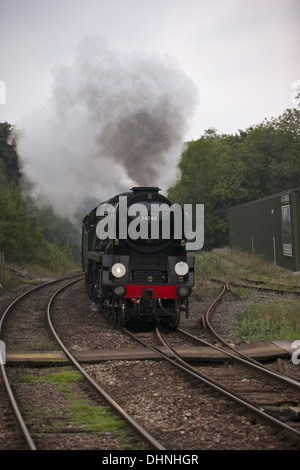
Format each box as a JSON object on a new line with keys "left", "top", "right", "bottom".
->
{"left": 176, "top": 285, "right": 191, "bottom": 299}
{"left": 112, "top": 263, "right": 126, "bottom": 278}
{"left": 174, "top": 261, "right": 189, "bottom": 276}
{"left": 113, "top": 284, "right": 127, "bottom": 298}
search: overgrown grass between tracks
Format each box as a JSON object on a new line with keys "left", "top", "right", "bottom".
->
{"left": 21, "top": 367, "right": 146, "bottom": 448}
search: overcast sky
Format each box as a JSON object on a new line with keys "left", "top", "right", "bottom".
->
{"left": 0, "top": 0, "right": 299, "bottom": 217}
{"left": 1, "top": 0, "right": 299, "bottom": 140}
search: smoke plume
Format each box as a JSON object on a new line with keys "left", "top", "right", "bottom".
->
{"left": 17, "top": 35, "right": 198, "bottom": 219}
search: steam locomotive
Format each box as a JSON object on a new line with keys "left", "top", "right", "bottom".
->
{"left": 81, "top": 187, "right": 194, "bottom": 327}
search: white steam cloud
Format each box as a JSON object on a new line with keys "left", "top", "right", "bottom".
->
{"left": 17, "top": 35, "right": 198, "bottom": 219}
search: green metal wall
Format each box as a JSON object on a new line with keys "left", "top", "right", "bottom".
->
{"left": 229, "top": 189, "right": 300, "bottom": 271}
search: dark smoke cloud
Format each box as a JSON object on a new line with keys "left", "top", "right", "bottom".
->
{"left": 17, "top": 35, "right": 198, "bottom": 219}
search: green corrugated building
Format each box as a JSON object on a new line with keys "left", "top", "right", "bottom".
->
{"left": 229, "top": 188, "right": 300, "bottom": 271}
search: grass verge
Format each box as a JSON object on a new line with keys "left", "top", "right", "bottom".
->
{"left": 231, "top": 299, "right": 300, "bottom": 342}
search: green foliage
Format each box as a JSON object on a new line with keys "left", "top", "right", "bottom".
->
{"left": 231, "top": 300, "right": 300, "bottom": 342}
{"left": 168, "top": 104, "right": 300, "bottom": 250}
{"left": 68, "top": 401, "right": 126, "bottom": 432}
{"left": 0, "top": 121, "right": 80, "bottom": 274}
{"left": 168, "top": 130, "right": 248, "bottom": 249}
{"left": 22, "top": 369, "right": 84, "bottom": 384}
{"left": 33, "top": 240, "right": 79, "bottom": 274}
{"left": 0, "top": 179, "right": 80, "bottom": 271}
{"left": 0, "top": 181, "right": 44, "bottom": 262}
{"left": 0, "top": 122, "right": 21, "bottom": 183}
{"left": 22, "top": 368, "right": 127, "bottom": 436}
{"left": 0, "top": 263, "right": 20, "bottom": 289}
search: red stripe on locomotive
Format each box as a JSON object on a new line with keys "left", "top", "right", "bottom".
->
{"left": 121, "top": 284, "right": 178, "bottom": 299}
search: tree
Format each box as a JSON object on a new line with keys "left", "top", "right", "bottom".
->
{"left": 0, "top": 122, "right": 21, "bottom": 184}
{"left": 0, "top": 182, "right": 44, "bottom": 262}
{"left": 168, "top": 103, "right": 300, "bottom": 250}
{"left": 168, "top": 131, "right": 246, "bottom": 249}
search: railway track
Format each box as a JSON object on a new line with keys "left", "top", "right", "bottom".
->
{"left": 121, "top": 282, "right": 300, "bottom": 446}
{"left": 207, "top": 276, "right": 300, "bottom": 296}
{"left": 201, "top": 281, "right": 300, "bottom": 391}
{"left": 51, "top": 278, "right": 300, "bottom": 449}
{"left": 124, "top": 326, "right": 300, "bottom": 444}
{"left": 0, "top": 274, "right": 83, "bottom": 450}
{"left": 47, "top": 280, "right": 165, "bottom": 451}
{"left": 162, "top": 327, "right": 300, "bottom": 434}
{"left": 2, "top": 275, "right": 300, "bottom": 450}
{"left": 0, "top": 275, "right": 164, "bottom": 450}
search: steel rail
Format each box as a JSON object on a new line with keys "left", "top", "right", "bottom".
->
{"left": 154, "top": 327, "right": 300, "bottom": 442}
{"left": 234, "top": 276, "right": 300, "bottom": 292}
{"left": 124, "top": 325, "right": 300, "bottom": 441}
{"left": 0, "top": 273, "right": 83, "bottom": 451}
{"left": 46, "top": 280, "right": 165, "bottom": 451}
{"left": 178, "top": 327, "right": 300, "bottom": 393}
{"left": 0, "top": 362, "right": 36, "bottom": 450}
{"left": 0, "top": 273, "right": 83, "bottom": 333}
{"left": 201, "top": 281, "right": 300, "bottom": 393}
{"left": 208, "top": 276, "right": 300, "bottom": 296}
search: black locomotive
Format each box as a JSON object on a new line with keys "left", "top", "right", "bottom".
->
{"left": 81, "top": 187, "right": 194, "bottom": 327}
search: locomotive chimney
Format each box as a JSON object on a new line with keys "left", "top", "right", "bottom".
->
{"left": 131, "top": 187, "right": 161, "bottom": 193}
